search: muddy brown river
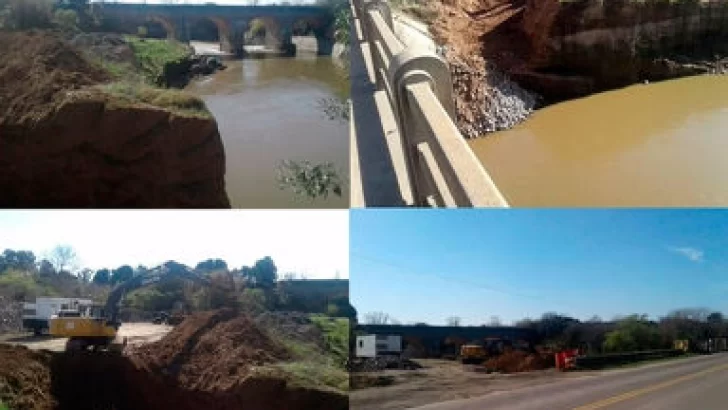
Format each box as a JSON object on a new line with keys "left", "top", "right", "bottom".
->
{"left": 470, "top": 75, "right": 728, "bottom": 207}
{"left": 186, "top": 53, "right": 349, "bottom": 208}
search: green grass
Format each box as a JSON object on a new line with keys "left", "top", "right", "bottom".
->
{"left": 99, "top": 82, "right": 211, "bottom": 118}
{"left": 262, "top": 315, "right": 350, "bottom": 392}
{"left": 124, "top": 36, "right": 191, "bottom": 85}
{"left": 310, "top": 315, "right": 349, "bottom": 366}
{"left": 0, "top": 399, "right": 9, "bottom": 410}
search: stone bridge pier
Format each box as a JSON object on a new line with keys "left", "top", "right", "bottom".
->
{"left": 99, "top": 3, "right": 336, "bottom": 57}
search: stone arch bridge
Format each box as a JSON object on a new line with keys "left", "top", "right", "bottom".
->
{"left": 99, "top": 3, "right": 336, "bottom": 56}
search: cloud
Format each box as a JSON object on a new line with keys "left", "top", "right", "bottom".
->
{"left": 668, "top": 246, "right": 704, "bottom": 262}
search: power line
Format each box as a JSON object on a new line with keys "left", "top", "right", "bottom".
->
{"left": 350, "top": 250, "right": 583, "bottom": 317}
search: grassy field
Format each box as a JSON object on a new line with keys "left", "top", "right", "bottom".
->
{"left": 264, "top": 315, "right": 349, "bottom": 392}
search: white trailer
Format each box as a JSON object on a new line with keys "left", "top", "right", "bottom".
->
{"left": 22, "top": 297, "right": 93, "bottom": 335}
{"left": 356, "top": 334, "right": 402, "bottom": 358}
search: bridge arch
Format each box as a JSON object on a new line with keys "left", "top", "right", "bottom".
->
{"left": 146, "top": 15, "right": 176, "bottom": 40}
{"left": 291, "top": 17, "right": 321, "bottom": 54}
{"left": 247, "top": 16, "right": 287, "bottom": 50}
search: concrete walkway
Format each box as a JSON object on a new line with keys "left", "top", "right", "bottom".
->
{"left": 349, "top": 10, "right": 436, "bottom": 207}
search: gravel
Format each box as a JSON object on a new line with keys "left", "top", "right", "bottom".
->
{"left": 448, "top": 52, "right": 537, "bottom": 138}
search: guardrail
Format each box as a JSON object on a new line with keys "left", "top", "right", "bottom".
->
{"left": 352, "top": 0, "right": 508, "bottom": 207}
{"left": 573, "top": 349, "right": 685, "bottom": 370}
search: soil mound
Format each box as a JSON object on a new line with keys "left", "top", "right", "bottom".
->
{"left": 128, "top": 309, "right": 290, "bottom": 391}
{"left": 484, "top": 350, "right": 552, "bottom": 373}
{"left": 0, "top": 31, "right": 110, "bottom": 126}
{"left": 0, "top": 344, "right": 55, "bottom": 410}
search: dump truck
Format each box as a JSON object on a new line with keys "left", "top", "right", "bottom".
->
{"left": 49, "top": 262, "right": 223, "bottom": 351}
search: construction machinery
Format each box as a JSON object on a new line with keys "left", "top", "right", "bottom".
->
{"left": 49, "top": 261, "right": 218, "bottom": 352}
{"left": 459, "top": 337, "right": 514, "bottom": 364}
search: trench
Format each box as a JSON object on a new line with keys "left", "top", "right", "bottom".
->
{"left": 48, "top": 351, "right": 349, "bottom": 410}
{"left": 50, "top": 352, "right": 210, "bottom": 410}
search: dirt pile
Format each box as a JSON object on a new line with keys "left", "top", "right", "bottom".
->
{"left": 0, "top": 31, "right": 230, "bottom": 208}
{"left": 0, "top": 31, "right": 110, "bottom": 126}
{"left": 0, "top": 345, "right": 55, "bottom": 410}
{"left": 126, "top": 310, "right": 347, "bottom": 410}
{"left": 69, "top": 33, "right": 138, "bottom": 67}
{"left": 0, "top": 310, "right": 347, "bottom": 410}
{"left": 255, "top": 311, "right": 325, "bottom": 350}
{"left": 129, "top": 309, "right": 290, "bottom": 391}
{"left": 484, "top": 350, "right": 552, "bottom": 373}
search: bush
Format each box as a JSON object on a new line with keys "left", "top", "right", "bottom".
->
{"left": 53, "top": 8, "right": 79, "bottom": 32}
{"left": 0, "top": 0, "right": 54, "bottom": 30}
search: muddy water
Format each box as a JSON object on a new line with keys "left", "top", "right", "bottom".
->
{"left": 185, "top": 53, "right": 349, "bottom": 208}
{"left": 470, "top": 75, "right": 728, "bottom": 207}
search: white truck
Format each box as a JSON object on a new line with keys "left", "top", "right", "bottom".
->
{"left": 22, "top": 297, "right": 93, "bottom": 335}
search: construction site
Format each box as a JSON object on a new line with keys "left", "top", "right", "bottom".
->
{"left": 0, "top": 262, "right": 350, "bottom": 410}
{"left": 349, "top": 321, "right": 728, "bottom": 410}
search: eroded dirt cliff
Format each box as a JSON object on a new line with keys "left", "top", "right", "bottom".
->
{"left": 0, "top": 31, "right": 230, "bottom": 208}
{"left": 429, "top": 0, "right": 728, "bottom": 137}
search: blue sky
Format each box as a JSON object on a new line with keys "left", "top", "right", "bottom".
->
{"left": 350, "top": 210, "right": 728, "bottom": 325}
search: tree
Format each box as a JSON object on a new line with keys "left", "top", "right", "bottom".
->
{"left": 37, "top": 259, "right": 55, "bottom": 276}
{"left": 446, "top": 316, "right": 461, "bottom": 326}
{"left": 53, "top": 8, "right": 78, "bottom": 31}
{"left": 195, "top": 258, "right": 228, "bottom": 272}
{"left": 707, "top": 312, "right": 724, "bottom": 323}
{"left": 364, "top": 311, "right": 393, "bottom": 325}
{"left": 93, "top": 268, "right": 111, "bottom": 285}
{"left": 603, "top": 315, "right": 663, "bottom": 353}
{"left": 48, "top": 245, "right": 77, "bottom": 274}
{"left": 78, "top": 268, "right": 93, "bottom": 283}
{"left": 111, "top": 265, "right": 134, "bottom": 285}
{"left": 241, "top": 257, "right": 277, "bottom": 288}
{"left": 0, "top": 249, "right": 36, "bottom": 273}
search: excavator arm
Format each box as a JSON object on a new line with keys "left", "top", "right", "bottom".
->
{"left": 104, "top": 261, "right": 212, "bottom": 327}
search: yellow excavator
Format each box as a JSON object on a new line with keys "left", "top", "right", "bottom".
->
{"left": 49, "top": 261, "right": 216, "bottom": 351}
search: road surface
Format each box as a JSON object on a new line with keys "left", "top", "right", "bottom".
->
{"left": 411, "top": 354, "right": 728, "bottom": 410}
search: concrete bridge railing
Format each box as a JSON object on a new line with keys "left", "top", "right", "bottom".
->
{"left": 352, "top": 0, "right": 508, "bottom": 207}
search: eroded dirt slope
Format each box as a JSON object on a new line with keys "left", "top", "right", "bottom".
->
{"left": 0, "top": 31, "right": 230, "bottom": 208}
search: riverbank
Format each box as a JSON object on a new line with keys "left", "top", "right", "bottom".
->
{"left": 424, "top": 0, "right": 728, "bottom": 138}
{"left": 0, "top": 31, "right": 230, "bottom": 208}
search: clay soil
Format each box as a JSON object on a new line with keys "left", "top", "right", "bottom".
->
{"left": 483, "top": 349, "right": 552, "bottom": 373}
{"left": 0, "top": 344, "right": 55, "bottom": 410}
{"left": 0, "top": 310, "right": 347, "bottom": 410}
{"left": 0, "top": 31, "right": 110, "bottom": 127}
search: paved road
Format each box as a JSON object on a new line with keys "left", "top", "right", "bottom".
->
{"left": 410, "top": 354, "right": 728, "bottom": 410}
